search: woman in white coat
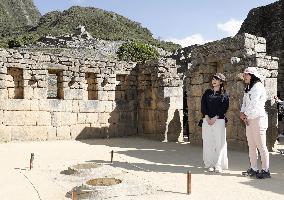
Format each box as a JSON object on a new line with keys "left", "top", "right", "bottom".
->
{"left": 201, "top": 73, "right": 229, "bottom": 173}
{"left": 240, "top": 67, "right": 271, "bottom": 179}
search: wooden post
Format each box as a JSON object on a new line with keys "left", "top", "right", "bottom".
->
{"left": 187, "top": 171, "right": 191, "bottom": 194}
{"left": 110, "top": 150, "right": 114, "bottom": 164}
{"left": 30, "top": 153, "right": 34, "bottom": 170}
{"left": 72, "top": 191, "right": 78, "bottom": 200}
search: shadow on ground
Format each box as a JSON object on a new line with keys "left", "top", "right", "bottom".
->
{"left": 79, "top": 137, "right": 284, "bottom": 196}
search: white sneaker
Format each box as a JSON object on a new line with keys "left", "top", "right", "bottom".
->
{"left": 215, "top": 167, "right": 223, "bottom": 173}
{"left": 208, "top": 167, "right": 214, "bottom": 172}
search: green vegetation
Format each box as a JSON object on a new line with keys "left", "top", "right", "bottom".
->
{"left": 117, "top": 41, "right": 159, "bottom": 63}
{"left": 0, "top": 4, "right": 180, "bottom": 52}
{"left": 0, "top": 0, "right": 41, "bottom": 37}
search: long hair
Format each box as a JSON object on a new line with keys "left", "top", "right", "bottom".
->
{"left": 212, "top": 76, "right": 226, "bottom": 95}
{"left": 245, "top": 74, "right": 261, "bottom": 93}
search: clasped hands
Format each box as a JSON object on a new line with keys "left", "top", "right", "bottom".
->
{"left": 240, "top": 112, "right": 249, "bottom": 126}
{"left": 205, "top": 115, "right": 218, "bottom": 125}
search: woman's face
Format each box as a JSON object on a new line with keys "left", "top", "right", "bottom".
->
{"left": 212, "top": 77, "right": 222, "bottom": 87}
{"left": 243, "top": 73, "right": 251, "bottom": 84}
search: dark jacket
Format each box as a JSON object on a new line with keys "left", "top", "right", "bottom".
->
{"left": 201, "top": 89, "right": 229, "bottom": 119}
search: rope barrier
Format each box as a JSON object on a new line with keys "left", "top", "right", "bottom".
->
{"left": 16, "top": 170, "right": 43, "bottom": 200}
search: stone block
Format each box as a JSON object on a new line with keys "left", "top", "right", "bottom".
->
{"left": 5, "top": 99, "right": 30, "bottom": 111}
{"left": 30, "top": 100, "right": 39, "bottom": 111}
{"left": 156, "top": 101, "right": 170, "bottom": 110}
{"left": 77, "top": 113, "right": 87, "bottom": 124}
{"left": 267, "top": 60, "right": 278, "bottom": 70}
{"left": 255, "top": 44, "right": 266, "bottom": 53}
{"left": 0, "top": 125, "right": 11, "bottom": 142}
{"left": 33, "top": 88, "right": 47, "bottom": 99}
{"left": 107, "top": 91, "right": 116, "bottom": 101}
{"left": 190, "top": 85, "right": 203, "bottom": 97}
{"left": 24, "top": 87, "right": 33, "bottom": 99}
{"left": 51, "top": 112, "right": 61, "bottom": 127}
{"left": 61, "top": 100, "right": 72, "bottom": 112}
{"left": 37, "top": 111, "right": 52, "bottom": 126}
{"left": 4, "top": 111, "right": 26, "bottom": 125}
{"left": 194, "top": 97, "right": 201, "bottom": 111}
{"left": 24, "top": 111, "right": 38, "bottom": 125}
{"left": 11, "top": 126, "right": 48, "bottom": 141}
{"left": 86, "top": 113, "right": 99, "bottom": 124}
{"left": 98, "top": 113, "right": 110, "bottom": 124}
{"left": 191, "top": 75, "right": 203, "bottom": 84}
{"left": 53, "top": 112, "right": 76, "bottom": 126}
{"left": 0, "top": 99, "right": 6, "bottom": 109}
{"left": 39, "top": 99, "right": 62, "bottom": 111}
{"left": 37, "top": 80, "right": 48, "bottom": 88}
{"left": 264, "top": 78, "right": 277, "bottom": 99}
{"left": 47, "top": 126, "right": 57, "bottom": 140}
{"left": 98, "top": 91, "right": 109, "bottom": 101}
{"left": 72, "top": 100, "right": 79, "bottom": 112}
{"left": 79, "top": 100, "right": 99, "bottom": 112}
{"left": 56, "top": 126, "right": 71, "bottom": 140}
{"left": 0, "top": 89, "right": 7, "bottom": 99}
{"left": 104, "top": 101, "right": 114, "bottom": 112}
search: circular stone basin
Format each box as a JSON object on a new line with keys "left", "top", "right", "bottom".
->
{"left": 72, "top": 163, "right": 101, "bottom": 170}
{"left": 86, "top": 178, "right": 122, "bottom": 186}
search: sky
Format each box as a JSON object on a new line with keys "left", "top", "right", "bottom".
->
{"left": 34, "top": 0, "right": 278, "bottom": 47}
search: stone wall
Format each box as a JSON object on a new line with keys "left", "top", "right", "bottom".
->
{"left": 238, "top": 0, "right": 284, "bottom": 98}
{"left": 137, "top": 58, "right": 183, "bottom": 142}
{"left": 176, "top": 33, "right": 278, "bottom": 150}
{"left": 0, "top": 49, "right": 138, "bottom": 141}
{"left": 0, "top": 49, "right": 183, "bottom": 142}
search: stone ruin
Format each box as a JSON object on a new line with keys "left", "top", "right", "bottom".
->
{"left": 0, "top": 27, "right": 280, "bottom": 150}
{"left": 175, "top": 33, "right": 278, "bottom": 150}
{"left": 238, "top": 0, "right": 284, "bottom": 98}
{"left": 0, "top": 47, "right": 183, "bottom": 142}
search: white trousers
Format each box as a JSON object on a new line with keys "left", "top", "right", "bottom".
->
{"left": 202, "top": 119, "right": 228, "bottom": 169}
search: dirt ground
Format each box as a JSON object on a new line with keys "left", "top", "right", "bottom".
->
{"left": 0, "top": 137, "right": 283, "bottom": 200}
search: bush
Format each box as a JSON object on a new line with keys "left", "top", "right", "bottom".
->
{"left": 8, "top": 38, "right": 23, "bottom": 48}
{"left": 117, "top": 41, "right": 159, "bottom": 63}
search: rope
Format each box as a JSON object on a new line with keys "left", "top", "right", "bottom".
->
{"left": 104, "top": 138, "right": 175, "bottom": 194}
{"left": 16, "top": 170, "right": 43, "bottom": 200}
{"left": 111, "top": 152, "right": 166, "bottom": 192}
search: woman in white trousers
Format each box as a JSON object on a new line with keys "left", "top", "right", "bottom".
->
{"left": 201, "top": 73, "right": 229, "bottom": 173}
{"left": 240, "top": 67, "right": 270, "bottom": 179}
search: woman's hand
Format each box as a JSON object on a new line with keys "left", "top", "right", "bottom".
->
{"left": 205, "top": 115, "right": 212, "bottom": 125}
{"left": 209, "top": 116, "right": 217, "bottom": 125}
{"left": 240, "top": 112, "right": 249, "bottom": 126}
{"left": 206, "top": 116, "right": 217, "bottom": 125}
{"left": 240, "top": 112, "right": 246, "bottom": 121}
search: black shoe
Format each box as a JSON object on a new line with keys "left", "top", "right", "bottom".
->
{"left": 242, "top": 168, "right": 259, "bottom": 177}
{"left": 256, "top": 169, "right": 271, "bottom": 179}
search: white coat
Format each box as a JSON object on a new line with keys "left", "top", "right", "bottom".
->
{"left": 241, "top": 82, "right": 267, "bottom": 119}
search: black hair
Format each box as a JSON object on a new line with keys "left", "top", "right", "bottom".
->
{"left": 212, "top": 76, "right": 226, "bottom": 94}
{"left": 244, "top": 74, "right": 261, "bottom": 93}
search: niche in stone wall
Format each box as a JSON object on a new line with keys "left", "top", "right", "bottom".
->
{"left": 47, "top": 69, "right": 64, "bottom": 99}
{"left": 7, "top": 67, "right": 24, "bottom": 99}
{"left": 116, "top": 74, "right": 127, "bottom": 100}
{"left": 85, "top": 72, "right": 98, "bottom": 100}
{"left": 216, "top": 62, "right": 224, "bottom": 73}
{"left": 204, "top": 62, "right": 224, "bottom": 82}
